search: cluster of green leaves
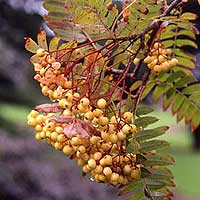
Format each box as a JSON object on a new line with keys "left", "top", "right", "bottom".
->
{"left": 142, "top": 70, "right": 200, "bottom": 131}
{"left": 160, "top": 12, "right": 198, "bottom": 71}
{"left": 123, "top": 106, "right": 175, "bottom": 200}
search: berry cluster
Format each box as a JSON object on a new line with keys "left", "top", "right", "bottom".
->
{"left": 27, "top": 48, "right": 140, "bottom": 186}
{"left": 143, "top": 42, "right": 178, "bottom": 73}
{"left": 33, "top": 48, "right": 73, "bottom": 101}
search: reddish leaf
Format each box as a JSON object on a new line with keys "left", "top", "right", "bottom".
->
{"left": 34, "top": 103, "right": 62, "bottom": 113}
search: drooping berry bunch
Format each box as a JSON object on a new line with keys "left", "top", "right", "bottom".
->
{"left": 32, "top": 48, "right": 74, "bottom": 101}
{"left": 144, "top": 42, "right": 178, "bottom": 73}
{"left": 27, "top": 90, "right": 140, "bottom": 186}
{"left": 27, "top": 47, "right": 141, "bottom": 186}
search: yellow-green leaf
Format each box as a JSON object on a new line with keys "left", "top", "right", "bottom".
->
{"left": 24, "top": 37, "right": 39, "bottom": 53}
{"left": 37, "top": 29, "right": 48, "bottom": 50}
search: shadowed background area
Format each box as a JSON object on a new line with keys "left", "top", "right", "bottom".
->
{"left": 0, "top": 0, "right": 200, "bottom": 199}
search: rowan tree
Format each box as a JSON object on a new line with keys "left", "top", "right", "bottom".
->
{"left": 25, "top": 0, "right": 200, "bottom": 199}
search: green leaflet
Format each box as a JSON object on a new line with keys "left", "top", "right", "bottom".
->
{"left": 171, "top": 93, "right": 185, "bottom": 114}
{"left": 182, "top": 84, "right": 200, "bottom": 95}
{"left": 119, "top": 180, "right": 144, "bottom": 195}
{"left": 136, "top": 106, "right": 154, "bottom": 116}
{"left": 135, "top": 126, "right": 169, "bottom": 142}
{"left": 143, "top": 154, "right": 175, "bottom": 166}
{"left": 152, "top": 84, "right": 170, "bottom": 103}
{"left": 139, "top": 140, "right": 170, "bottom": 152}
{"left": 163, "top": 88, "right": 175, "bottom": 111}
{"left": 146, "top": 70, "right": 200, "bottom": 129}
{"left": 134, "top": 116, "right": 159, "bottom": 128}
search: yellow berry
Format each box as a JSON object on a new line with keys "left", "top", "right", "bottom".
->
{"left": 117, "top": 131, "right": 126, "bottom": 140}
{"left": 131, "top": 168, "right": 141, "bottom": 180}
{"left": 130, "top": 124, "right": 137, "bottom": 132}
{"left": 98, "top": 174, "right": 106, "bottom": 182}
{"left": 78, "top": 145, "right": 86, "bottom": 153}
{"left": 110, "top": 115, "right": 118, "bottom": 124}
{"left": 82, "top": 165, "right": 91, "bottom": 173}
{"left": 71, "top": 136, "right": 80, "bottom": 145}
{"left": 93, "top": 152, "right": 102, "bottom": 160}
{"left": 90, "top": 136, "right": 98, "bottom": 145}
{"left": 46, "top": 122, "right": 55, "bottom": 131}
{"left": 97, "top": 98, "right": 107, "bottom": 109}
{"left": 109, "top": 134, "right": 118, "bottom": 143}
{"left": 27, "top": 118, "right": 37, "bottom": 127}
{"left": 77, "top": 104, "right": 88, "bottom": 113}
{"left": 36, "top": 48, "right": 45, "bottom": 57}
{"left": 103, "top": 167, "right": 112, "bottom": 177}
{"left": 169, "top": 58, "right": 178, "bottom": 67}
{"left": 165, "top": 48, "right": 172, "bottom": 55}
{"left": 57, "top": 134, "right": 66, "bottom": 142}
{"left": 63, "top": 145, "right": 72, "bottom": 155}
{"left": 104, "top": 155, "right": 113, "bottom": 165}
{"left": 77, "top": 159, "right": 85, "bottom": 167}
{"left": 123, "top": 165, "right": 131, "bottom": 175}
{"left": 110, "top": 173, "right": 120, "bottom": 182}
{"left": 65, "top": 92, "right": 73, "bottom": 102}
{"left": 161, "top": 61, "right": 170, "bottom": 71}
{"left": 122, "top": 124, "right": 131, "bottom": 134}
{"left": 63, "top": 109, "right": 72, "bottom": 116}
{"left": 99, "top": 116, "right": 109, "bottom": 126}
{"left": 144, "top": 56, "right": 152, "bottom": 64}
{"left": 153, "top": 65, "right": 162, "bottom": 73}
{"left": 36, "top": 115, "right": 45, "bottom": 124}
{"left": 80, "top": 97, "right": 90, "bottom": 107}
{"left": 88, "top": 159, "right": 97, "bottom": 169}
{"left": 84, "top": 111, "right": 94, "bottom": 121}
{"left": 82, "top": 153, "right": 90, "bottom": 162}
{"left": 93, "top": 109, "right": 103, "bottom": 118}
{"left": 158, "top": 55, "right": 166, "bottom": 63}
{"left": 35, "top": 124, "right": 43, "bottom": 132}
{"left": 101, "top": 132, "right": 110, "bottom": 142}
{"left": 55, "top": 126, "right": 63, "bottom": 134}
{"left": 30, "top": 110, "right": 39, "bottom": 118}
{"left": 54, "top": 142, "right": 63, "bottom": 150}
{"left": 73, "top": 92, "right": 80, "bottom": 100}
{"left": 123, "top": 112, "right": 133, "bottom": 122}
{"left": 51, "top": 131, "right": 58, "bottom": 141}
{"left": 94, "top": 165, "right": 103, "bottom": 174}
{"left": 35, "top": 132, "right": 42, "bottom": 140}
{"left": 101, "top": 143, "right": 111, "bottom": 151}
{"left": 41, "top": 86, "right": 49, "bottom": 96}
{"left": 33, "top": 63, "right": 42, "bottom": 71}
{"left": 64, "top": 80, "right": 72, "bottom": 89}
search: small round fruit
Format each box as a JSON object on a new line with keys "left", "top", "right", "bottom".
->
{"left": 97, "top": 98, "right": 107, "bottom": 109}
{"left": 131, "top": 168, "right": 141, "bottom": 180}
{"left": 80, "top": 97, "right": 90, "bottom": 107}
{"left": 104, "top": 155, "right": 113, "bottom": 165}
{"left": 103, "top": 167, "right": 112, "bottom": 177}
{"left": 110, "top": 173, "right": 120, "bottom": 182}
{"left": 123, "top": 165, "right": 131, "bottom": 175}
{"left": 117, "top": 131, "right": 126, "bottom": 140}
{"left": 93, "top": 152, "right": 102, "bottom": 160}
{"left": 36, "top": 48, "right": 45, "bottom": 57}
{"left": 63, "top": 145, "right": 72, "bottom": 155}
{"left": 123, "top": 111, "right": 133, "bottom": 122}
{"left": 94, "top": 165, "right": 103, "bottom": 174}
{"left": 88, "top": 159, "right": 97, "bottom": 169}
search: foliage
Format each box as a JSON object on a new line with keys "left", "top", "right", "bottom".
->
{"left": 24, "top": 0, "right": 200, "bottom": 199}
